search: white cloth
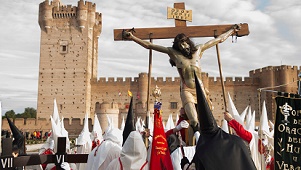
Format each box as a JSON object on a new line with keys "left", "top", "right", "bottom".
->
{"left": 176, "top": 120, "right": 189, "bottom": 131}
{"left": 249, "top": 133, "right": 261, "bottom": 170}
{"left": 106, "top": 131, "right": 149, "bottom": 170}
{"left": 86, "top": 128, "right": 123, "bottom": 170}
{"left": 39, "top": 137, "right": 55, "bottom": 154}
{"left": 98, "top": 147, "right": 122, "bottom": 170}
{"left": 170, "top": 146, "right": 195, "bottom": 170}
{"left": 251, "top": 130, "right": 274, "bottom": 170}
{"left": 76, "top": 141, "right": 92, "bottom": 170}
{"left": 76, "top": 113, "right": 92, "bottom": 170}
{"left": 102, "top": 127, "right": 123, "bottom": 146}
{"left": 91, "top": 114, "right": 103, "bottom": 143}
{"left": 44, "top": 162, "right": 71, "bottom": 170}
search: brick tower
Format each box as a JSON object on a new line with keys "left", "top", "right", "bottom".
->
{"left": 37, "top": 0, "right": 102, "bottom": 120}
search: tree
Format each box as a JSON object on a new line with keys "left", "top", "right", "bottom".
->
{"left": 5, "top": 110, "right": 16, "bottom": 119}
{"left": 3, "top": 108, "right": 37, "bottom": 119}
{"left": 22, "top": 107, "right": 37, "bottom": 118}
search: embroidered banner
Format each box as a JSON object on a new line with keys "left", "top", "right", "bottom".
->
{"left": 274, "top": 94, "right": 301, "bottom": 170}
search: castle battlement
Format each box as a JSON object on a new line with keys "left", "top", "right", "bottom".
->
{"left": 52, "top": 5, "right": 77, "bottom": 18}
{"left": 77, "top": 0, "right": 96, "bottom": 10}
{"left": 2, "top": 117, "right": 96, "bottom": 136}
{"left": 278, "top": 65, "right": 300, "bottom": 71}
{"left": 94, "top": 76, "right": 181, "bottom": 86}
{"left": 208, "top": 76, "right": 259, "bottom": 86}
{"left": 39, "top": 0, "right": 101, "bottom": 33}
{"left": 94, "top": 71, "right": 270, "bottom": 86}
{"left": 249, "top": 65, "right": 301, "bottom": 76}
{"left": 4, "top": 117, "right": 97, "bottom": 128}
{"left": 97, "top": 77, "right": 134, "bottom": 83}
{"left": 45, "top": 1, "right": 97, "bottom": 19}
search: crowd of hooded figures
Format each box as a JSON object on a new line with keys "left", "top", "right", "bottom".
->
{"left": 32, "top": 77, "right": 274, "bottom": 170}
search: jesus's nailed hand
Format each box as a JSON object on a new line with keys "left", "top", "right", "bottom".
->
{"left": 233, "top": 24, "right": 242, "bottom": 31}
{"left": 122, "top": 28, "right": 135, "bottom": 40}
{"left": 122, "top": 30, "right": 131, "bottom": 40}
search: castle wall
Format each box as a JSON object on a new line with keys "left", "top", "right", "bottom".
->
{"left": 2, "top": 65, "right": 300, "bottom": 137}
{"left": 91, "top": 73, "right": 182, "bottom": 123}
{"left": 103, "top": 65, "right": 299, "bottom": 125}
{"left": 90, "top": 65, "right": 299, "bottom": 126}
{"left": 91, "top": 71, "right": 263, "bottom": 125}
{"left": 2, "top": 117, "right": 93, "bottom": 137}
{"left": 249, "top": 65, "right": 300, "bottom": 120}
{"left": 207, "top": 76, "right": 259, "bottom": 124}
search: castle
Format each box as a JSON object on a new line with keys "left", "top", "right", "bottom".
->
{"left": 2, "top": 0, "right": 300, "bottom": 136}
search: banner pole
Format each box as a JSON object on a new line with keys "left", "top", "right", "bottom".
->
{"left": 257, "top": 88, "right": 263, "bottom": 169}
{"left": 298, "top": 72, "right": 301, "bottom": 96}
{"left": 215, "top": 44, "right": 227, "bottom": 111}
{"left": 145, "top": 33, "right": 153, "bottom": 147}
{"left": 215, "top": 43, "right": 233, "bottom": 135}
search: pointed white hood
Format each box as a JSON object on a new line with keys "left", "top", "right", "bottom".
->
{"left": 104, "top": 114, "right": 113, "bottom": 134}
{"left": 227, "top": 92, "right": 245, "bottom": 127}
{"left": 245, "top": 106, "right": 252, "bottom": 130}
{"left": 240, "top": 106, "right": 249, "bottom": 125}
{"left": 90, "top": 114, "right": 103, "bottom": 142}
{"left": 260, "top": 101, "right": 271, "bottom": 136}
{"left": 50, "top": 116, "right": 60, "bottom": 153}
{"left": 60, "top": 116, "right": 70, "bottom": 151}
{"left": 77, "top": 113, "right": 92, "bottom": 146}
{"left": 120, "top": 131, "right": 148, "bottom": 170}
{"left": 165, "top": 114, "right": 175, "bottom": 131}
{"left": 247, "top": 111, "right": 256, "bottom": 133}
{"left": 52, "top": 98, "right": 60, "bottom": 125}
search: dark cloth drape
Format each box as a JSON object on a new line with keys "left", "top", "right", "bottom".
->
{"left": 193, "top": 129, "right": 256, "bottom": 170}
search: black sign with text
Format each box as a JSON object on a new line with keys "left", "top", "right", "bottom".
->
{"left": 0, "top": 156, "right": 14, "bottom": 169}
{"left": 275, "top": 95, "right": 301, "bottom": 170}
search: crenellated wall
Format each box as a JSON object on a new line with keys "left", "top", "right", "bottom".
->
{"left": 3, "top": 65, "right": 300, "bottom": 136}
{"left": 2, "top": 117, "right": 94, "bottom": 137}
{"left": 89, "top": 65, "right": 299, "bottom": 125}
{"left": 248, "top": 65, "right": 300, "bottom": 120}
{"left": 91, "top": 72, "right": 183, "bottom": 122}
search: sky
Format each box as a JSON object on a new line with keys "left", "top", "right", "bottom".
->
{"left": 0, "top": 0, "right": 300, "bottom": 115}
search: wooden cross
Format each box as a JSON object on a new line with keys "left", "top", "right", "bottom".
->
{"left": 114, "top": 2, "right": 249, "bottom": 136}
{"left": 114, "top": 2, "right": 249, "bottom": 116}
{"left": 0, "top": 137, "right": 88, "bottom": 169}
{"left": 114, "top": 2, "right": 249, "bottom": 40}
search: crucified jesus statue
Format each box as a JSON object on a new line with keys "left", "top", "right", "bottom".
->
{"left": 122, "top": 24, "right": 241, "bottom": 145}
